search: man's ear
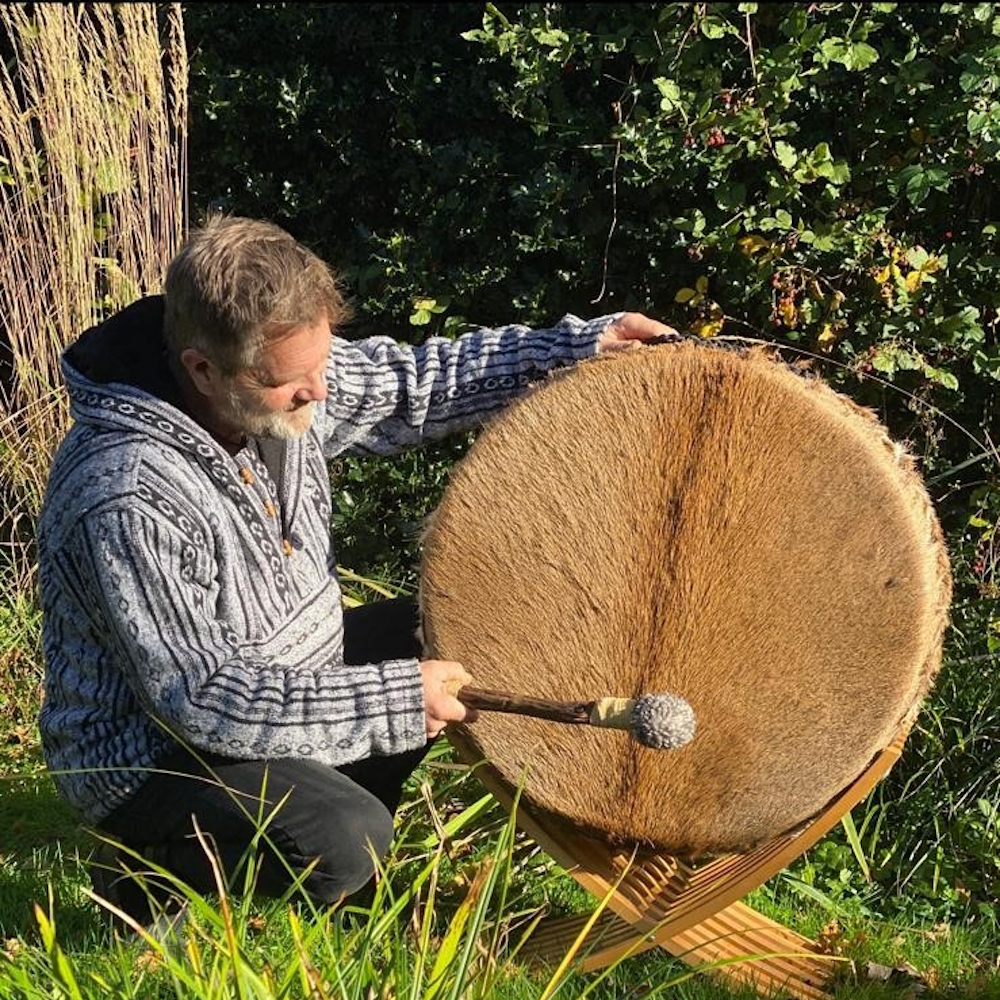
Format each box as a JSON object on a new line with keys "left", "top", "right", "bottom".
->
{"left": 179, "top": 347, "right": 222, "bottom": 397}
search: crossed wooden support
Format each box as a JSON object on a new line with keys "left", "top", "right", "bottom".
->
{"left": 450, "top": 727, "right": 908, "bottom": 999}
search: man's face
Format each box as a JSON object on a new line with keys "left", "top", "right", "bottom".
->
{"left": 213, "top": 317, "right": 332, "bottom": 441}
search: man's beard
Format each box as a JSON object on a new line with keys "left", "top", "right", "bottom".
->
{"left": 218, "top": 388, "right": 316, "bottom": 441}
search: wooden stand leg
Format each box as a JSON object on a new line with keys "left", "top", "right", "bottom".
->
{"left": 524, "top": 901, "right": 844, "bottom": 999}
{"left": 450, "top": 730, "right": 907, "bottom": 1000}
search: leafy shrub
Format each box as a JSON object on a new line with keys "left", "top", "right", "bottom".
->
{"left": 185, "top": 1, "right": 1000, "bottom": 920}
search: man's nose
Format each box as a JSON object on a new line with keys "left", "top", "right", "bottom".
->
{"left": 297, "top": 372, "right": 327, "bottom": 403}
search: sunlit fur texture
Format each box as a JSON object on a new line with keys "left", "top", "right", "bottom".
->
{"left": 420, "top": 343, "right": 951, "bottom": 854}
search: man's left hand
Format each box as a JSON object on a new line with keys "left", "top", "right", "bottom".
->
{"left": 597, "top": 312, "right": 682, "bottom": 354}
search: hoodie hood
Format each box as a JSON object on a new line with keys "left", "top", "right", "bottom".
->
{"left": 61, "top": 295, "right": 245, "bottom": 487}
{"left": 64, "top": 295, "right": 180, "bottom": 404}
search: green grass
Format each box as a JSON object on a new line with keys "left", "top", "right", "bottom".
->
{"left": 2, "top": 588, "right": 1000, "bottom": 998}
{"left": 2, "top": 743, "right": 1000, "bottom": 1000}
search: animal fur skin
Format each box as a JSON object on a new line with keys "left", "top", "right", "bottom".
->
{"left": 419, "top": 343, "right": 951, "bottom": 854}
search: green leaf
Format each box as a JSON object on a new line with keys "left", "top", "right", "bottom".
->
{"left": 782, "top": 874, "right": 840, "bottom": 910}
{"left": 775, "top": 208, "right": 793, "bottom": 228}
{"left": 653, "top": 76, "right": 681, "bottom": 111}
{"left": 904, "top": 167, "right": 931, "bottom": 205}
{"left": 818, "top": 37, "right": 848, "bottom": 66}
{"left": 774, "top": 140, "right": 797, "bottom": 169}
{"left": 412, "top": 296, "right": 450, "bottom": 314}
{"left": 484, "top": 2, "right": 511, "bottom": 28}
{"left": 973, "top": 349, "right": 1000, "bottom": 379}
{"left": 826, "top": 161, "right": 851, "bottom": 185}
{"left": 938, "top": 305, "right": 985, "bottom": 343}
{"left": 872, "top": 350, "right": 897, "bottom": 375}
{"left": 812, "top": 141, "right": 832, "bottom": 163}
{"left": 418, "top": 794, "right": 494, "bottom": 849}
{"left": 895, "top": 348, "right": 922, "bottom": 371}
{"left": 780, "top": 7, "right": 808, "bottom": 38}
{"left": 844, "top": 42, "right": 879, "bottom": 70}
{"left": 531, "top": 27, "right": 569, "bottom": 47}
{"left": 715, "top": 181, "right": 746, "bottom": 211}
{"left": 886, "top": 163, "right": 948, "bottom": 206}
{"left": 425, "top": 866, "right": 487, "bottom": 999}
{"left": 34, "top": 906, "right": 85, "bottom": 1000}
{"left": 959, "top": 68, "right": 987, "bottom": 93}
{"left": 700, "top": 16, "right": 731, "bottom": 39}
{"left": 925, "top": 367, "right": 959, "bottom": 390}
{"left": 968, "top": 109, "right": 993, "bottom": 137}
{"left": 818, "top": 38, "right": 879, "bottom": 71}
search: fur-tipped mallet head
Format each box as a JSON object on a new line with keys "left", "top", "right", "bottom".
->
{"left": 632, "top": 693, "right": 696, "bottom": 750}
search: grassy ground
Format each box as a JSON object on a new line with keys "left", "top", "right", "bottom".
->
{"left": 2, "top": 588, "right": 998, "bottom": 998}
{"left": 2, "top": 729, "right": 999, "bottom": 999}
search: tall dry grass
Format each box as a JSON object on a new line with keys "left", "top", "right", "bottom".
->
{"left": 0, "top": 3, "right": 187, "bottom": 596}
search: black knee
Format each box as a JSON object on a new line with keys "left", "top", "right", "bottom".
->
{"left": 298, "top": 796, "right": 394, "bottom": 905}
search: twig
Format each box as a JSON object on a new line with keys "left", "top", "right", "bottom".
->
{"left": 592, "top": 100, "right": 622, "bottom": 305}
{"left": 745, "top": 10, "right": 776, "bottom": 156}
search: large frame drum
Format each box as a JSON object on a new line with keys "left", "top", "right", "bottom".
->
{"left": 420, "top": 342, "right": 951, "bottom": 997}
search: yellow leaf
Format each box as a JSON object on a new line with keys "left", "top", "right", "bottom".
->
{"left": 874, "top": 265, "right": 892, "bottom": 284}
{"left": 674, "top": 287, "right": 698, "bottom": 304}
{"left": 695, "top": 318, "right": 724, "bottom": 338}
{"left": 817, "top": 323, "right": 839, "bottom": 352}
{"left": 905, "top": 270, "right": 924, "bottom": 293}
{"left": 778, "top": 298, "right": 798, "bottom": 326}
{"left": 738, "top": 235, "right": 769, "bottom": 256}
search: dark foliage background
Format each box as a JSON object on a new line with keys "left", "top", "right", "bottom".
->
{"left": 182, "top": 2, "right": 1000, "bottom": 922}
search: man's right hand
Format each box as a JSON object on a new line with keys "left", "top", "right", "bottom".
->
{"left": 420, "top": 660, "right": 476, "bottom": 739}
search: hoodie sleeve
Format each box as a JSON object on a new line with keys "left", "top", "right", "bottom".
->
{"left": 73, "top": 503, "right": 427, "bottom": 763}
{"left": 318, "top": 313, "right": 619, "bottom": 458}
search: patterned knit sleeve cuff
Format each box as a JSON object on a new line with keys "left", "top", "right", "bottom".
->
{"left": 380, "top": 657, "right": 428, "bottom": 749}
{"left": 555, "top": 312, "right": 625, "bottom": 362}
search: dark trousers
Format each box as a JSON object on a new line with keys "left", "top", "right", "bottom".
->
{"left": 96, "top": 599, "right": 426, "bottom": 919}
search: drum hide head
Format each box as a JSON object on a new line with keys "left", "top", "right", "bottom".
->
{"left": 420, "top": 344, "right": 951, "bottom": 854}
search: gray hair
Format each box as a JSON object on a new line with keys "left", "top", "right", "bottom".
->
{"left": 164, "top": 215, "right": 350, "bottom": 374}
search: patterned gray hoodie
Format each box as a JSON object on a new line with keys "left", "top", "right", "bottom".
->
{"left": 38, "top": 296, "right": 614, "bottom": 824}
